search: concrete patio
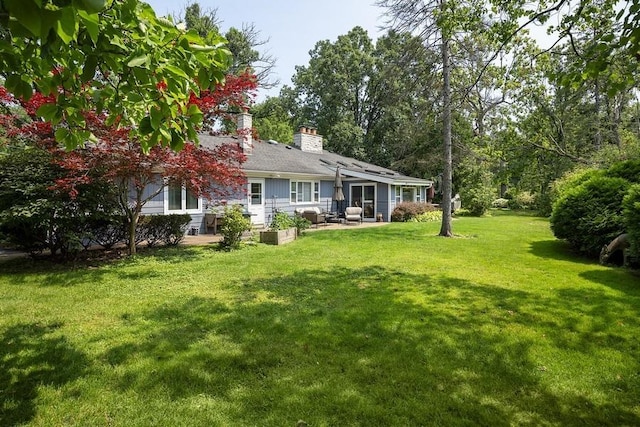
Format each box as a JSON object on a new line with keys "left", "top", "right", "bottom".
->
{"left": 181, "top": 220, "right": 390, "bottom": 246}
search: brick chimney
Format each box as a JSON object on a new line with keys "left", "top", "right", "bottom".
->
{"left": 237, "top": 110, "right": 253, "bottom": 154}
{"left": 293, "top": 126, "right": 323, "bottom": 153}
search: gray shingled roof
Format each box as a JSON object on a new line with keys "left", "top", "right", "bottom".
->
{"left": 198, "top": 133, "right": 432, "bottom": 186}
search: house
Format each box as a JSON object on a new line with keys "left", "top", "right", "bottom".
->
{"left": 144, "top": 112, "right": 433, "bottom": 232}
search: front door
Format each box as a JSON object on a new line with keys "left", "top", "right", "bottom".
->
{"left": 350, "top": 184, "right": 376, "bottom": 221}
{"left": 247, "top": 179, "right": 265, "bottom": 225}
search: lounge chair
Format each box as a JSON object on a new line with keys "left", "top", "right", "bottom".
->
{"left": 344, "top": 206, "right": 362, "bottom": 224}
{"left": 295, "top": 207, "right": 327, "bottom": 226}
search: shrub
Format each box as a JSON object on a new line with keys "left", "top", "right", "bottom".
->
{"left": 219, "top": 206, "right": 252, "bottom": 251}
{"left": 550, "top": 175, "right": 629, "bottom": 257}
{"left": 90, "top": 216, "right": 127, "bottom": 249}
{"left": 507, "top": 191, "right": 536, "bottom": 210}
{"left": 269, "top": 211, "right": 294, "bottom": 230}
{"left": 622, "top": 184, "right": 640, "bottom": 260}
{"left": 391, "top": 202, "right": 436, "bottom": 222}
{"left": 462, "top": 185, "right": 495, "bottom": 216}
{"left": 492, "top": 198, "right": 509, "bottom": 209}
{"left": 605, "top": 159, "right": 640, "bottom": 183}
{"left": 456, "top": 158, "right": 495, "bottom": 216}
{"left": 140, "top": 214, "right": 192, "bottom": 247}
{"left": 410, "top": 210, "right": 443, "bottom": 222}
{"left": 542, "top": 168, "right": 602, "bottom": 216}
{"left": 291, "top": 215, "right": 311, "bottom": 235}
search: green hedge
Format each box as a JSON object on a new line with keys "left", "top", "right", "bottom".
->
{"left": 623, "top": 184, "right": 640, "bottom": 259}
{"left": 140, "top": 214, "right": 192, "bottom": 247}
{"left": 550, "top": 175, "right": 629, "bottom": 257}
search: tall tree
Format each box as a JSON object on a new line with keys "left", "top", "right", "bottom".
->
{"left": 181, "top": 2, "right": 278, "bottom": 89}
{"left": 284, "top": 27, "right": 438, "bottom": 166}
{"left": 251, "top": 97, "right": 295, "bottom": 143}
{"left": 378, "top": 0, "right": 486, "bottom": 236}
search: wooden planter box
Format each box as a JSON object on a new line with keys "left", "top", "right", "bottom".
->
{"left": 259, "top": 228, "right": 297, "bottom": 245}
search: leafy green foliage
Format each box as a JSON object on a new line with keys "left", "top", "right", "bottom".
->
{"left": 506, "top": 191, "right": 536, "bottom": 210}
{"left": 410, "top": 210, "right": 443, "bottom": 222}
{"left": 0, "top": 0, "right": 232, "bottom": 151}
{"left": 457, "top": 159, "right": 495, "bottom": 216}
{"left": 285, "top": 27, "right": 438, "bottom": 165}
{"left": 268, "top": 211, "right": 294, "bottom": 230}
{"left": 605, "top": 159, "right": 640, "bottom": 184}
{"left": 291, "top": 215, "right": 312, "bottom": 234}
{"left": 140, "top": 214, "right": 192, "bottom": 247}
{"left": 219, "top": 205, "right": 252, "bottom": 251}
{"left": 251, "top": 97, "right": 294, "bottom": 143}
{"left": 0, "top": 140, "right": 120, "bottom": 258}
{"left": 622, "top": 184, "right": 640, "bottom": 259}
{"left": 550, "top": 175, "right": 629, "bottom": 257}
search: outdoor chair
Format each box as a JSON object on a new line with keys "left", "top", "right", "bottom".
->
{"left": 344, "top": 206, "right": 362, "bottom": 224}
{"left": 297, "top": 207, "right": 327, "bottom": 226}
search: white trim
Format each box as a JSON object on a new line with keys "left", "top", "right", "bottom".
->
{"left": 290, "top": 179, "right": 320, "bottom": 204}
{"left": 163, "top": 183, "right": 202, "bottom": 214}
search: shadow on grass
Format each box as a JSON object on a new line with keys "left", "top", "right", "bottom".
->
{"left": 0, "top": 322, "right": 88, "bottom": 425}
{"left": 100, "top": 266, "right": 640, "bottom": 426}
{"left": 0, "top": 257, "right": 112, "bottom": 287}
{"left": 580, "top": 269, "right": 640, "bottom": 293}
{"left": 529, "top": 240, "right": 596, "bottom": 264}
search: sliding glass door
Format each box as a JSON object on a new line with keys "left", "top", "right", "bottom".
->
{"left": 350, "top": 184, "right": 376, "bottom": 220}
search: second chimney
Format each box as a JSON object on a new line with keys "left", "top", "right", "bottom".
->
{"left": 293, "top": 126, "right": 323, "bottom": 153}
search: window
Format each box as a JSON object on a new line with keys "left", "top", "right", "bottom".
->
{"left": 290, "top": 180, "right": 319, "bottom": 203}
{"left": 395, "top": 187, "right": 401, "bottom": 204}
{"left": 401, "top": 187, "right": 419, "bottom": 203}
{"left": 166, "top": 182, "right": 201, "bottom": 213}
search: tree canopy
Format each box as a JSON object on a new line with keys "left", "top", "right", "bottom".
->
{"left": 0, "top": 0, "right": 232, "bottom": 151}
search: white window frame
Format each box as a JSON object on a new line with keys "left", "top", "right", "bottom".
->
{"left": 401, "top": 186, "right": 418, "bottom": 203}
{"left": 164, "top": 182, "right": 202, "bottom": 214}
{"left": 290, "top": 180, "right": 320, "bottom": 204}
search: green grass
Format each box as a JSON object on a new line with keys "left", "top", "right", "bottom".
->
{"left": 1, "top": 214, "right": 639, "bottom": 426}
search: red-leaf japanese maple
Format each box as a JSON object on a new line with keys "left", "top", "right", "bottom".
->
{"left": 0, "top": 71, "right": 258, "bottom": 255}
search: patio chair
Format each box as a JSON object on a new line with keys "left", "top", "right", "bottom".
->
{"left": 297, "top": 207, "right": 327, "bottom": 227}
{"left": 344, "top": 206, "right": 362, "bottom": 225}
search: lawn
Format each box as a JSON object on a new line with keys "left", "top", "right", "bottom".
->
{"left": 1, "top": 213, "right": 639, "bottom": 426}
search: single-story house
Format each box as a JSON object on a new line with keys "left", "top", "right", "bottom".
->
{"left": 142, "top": 112, "right": 433, "bottom": 232}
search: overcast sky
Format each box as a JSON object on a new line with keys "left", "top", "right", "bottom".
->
{"left": 146, "top": 0, "right": 387, "bottom": 100}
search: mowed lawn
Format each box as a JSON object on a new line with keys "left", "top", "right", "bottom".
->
{"left": 1, "top": 213, "right": 639, "bottom": 426}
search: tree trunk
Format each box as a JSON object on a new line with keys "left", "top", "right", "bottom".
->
{"left": 128, "top": 210, "right": 139, "bottom": 256}
{"left": 439, "top": 32, "right": 453, "bottom": 237}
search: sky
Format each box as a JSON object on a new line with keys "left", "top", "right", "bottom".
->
{"left": 146, "top": 0, "right": 388, "bottom": 100}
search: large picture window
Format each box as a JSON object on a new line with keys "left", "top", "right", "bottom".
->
{"left": 290, "top": 180, "right": 319, "bottom": 203}
{"left": 166, "top": 182, "right": 200, "bottom": 213}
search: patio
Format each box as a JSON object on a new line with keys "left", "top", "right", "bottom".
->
{"left": 181, "top": 220, "right": 390, "bottom": 246}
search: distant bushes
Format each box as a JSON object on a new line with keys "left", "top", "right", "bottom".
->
{"left": 492, "top": 192, "right": 537, "bottom": 211}
{"left": 550, "top": 159, "right": 640, "bottom": 261}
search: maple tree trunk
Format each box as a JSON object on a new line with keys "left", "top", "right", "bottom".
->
{"left": 128, "top": 211, "right": 139, "bottom": 256}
